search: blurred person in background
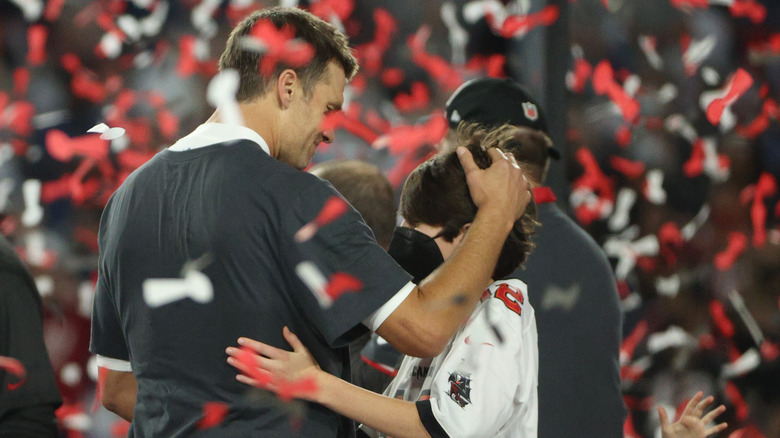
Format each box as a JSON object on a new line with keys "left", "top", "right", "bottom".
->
{"left": 443, "top": 77, "right": 625, "bottom": 437}
{"left": 0, "top": 233, "right": 62, "bottom": 438}
{"left": 308, "top": 159, "right": 400, "bottom": 394}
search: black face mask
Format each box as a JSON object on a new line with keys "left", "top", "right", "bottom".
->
{"left": 387, "top": 227, "right": 445, "bottom": 284}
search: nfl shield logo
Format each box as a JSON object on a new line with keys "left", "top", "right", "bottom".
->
{"left": 522, "top": 102, "right": 539, "bottom": 121}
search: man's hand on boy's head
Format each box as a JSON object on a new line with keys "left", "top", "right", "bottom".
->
{"left": 457, "top": 146, "right": 531, "bottom": 224}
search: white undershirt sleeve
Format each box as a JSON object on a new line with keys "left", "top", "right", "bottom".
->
{"left": 362, "top": 281, "right": 416, "bottom": 332}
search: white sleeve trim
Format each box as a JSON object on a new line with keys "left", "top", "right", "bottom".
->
{"left": 96, "top": 355, "right": 133, "bottom": 372}
{"left": 362, "top": 281, "right": 416, "bottom": 332}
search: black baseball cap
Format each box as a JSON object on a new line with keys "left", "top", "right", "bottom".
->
{"left": 445, "top": 77, "right": 560, "bottom": 160}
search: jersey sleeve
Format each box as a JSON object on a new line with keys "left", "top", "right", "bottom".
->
{"left": 418, "top": 280, "right": 537, "bottom": 437}
{"left": 278, "top": 179, "right": 412, "bottom": 348}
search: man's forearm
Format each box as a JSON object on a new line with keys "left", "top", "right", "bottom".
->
{"left": 102, "top": 370, "right": 137, "bottom": 421}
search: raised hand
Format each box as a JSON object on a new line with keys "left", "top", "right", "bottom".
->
{"left": 658, "top": 391, "right": 728, "bottom": 438}
{"left": 226, "top": 326, "right": 322, "bottom": 402}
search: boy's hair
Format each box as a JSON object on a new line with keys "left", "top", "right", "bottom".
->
{"left": 400, "top": 123, "right": 538, "bottom": 279}
{"left": 456, "top": 122, "right": 553, "bottom": 184}
{"left": 218, "top": 6, "right": 359, "bottom": 102}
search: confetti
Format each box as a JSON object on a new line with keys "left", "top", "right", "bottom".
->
{"left": 703, "top": 68, "right": 754, "bottom": 126}
{"left": 643, "top": 169, "right": 666, "bottom": 205}
{"left": 440, "top": 1, "right": 468, "bottom": 65}
{"left": 196, "top": 402, "right": 230, "bottom": 429}
{"left": 242, "top": 20, "right": 315, "bottom": 76}
{"left": 294, "top": 196, "right": 349, "bottom": 243}
{"left": 371, "top": 111, "right": 448, "bottom": 155}
{"left": 294, "top": 261, "right": 362, "bottom": 307}
{"left": 714, "top": 232, "right": 748, "bottom": 271}
{"left": 610, "top": 156, "right": 644, "bottom": 179}
{"left": 727, "top": 289, "right": 764, "bottom": 347}
{"left": 45, "top": 130, "right": 107, "bottom": 162}
{"left": 741, "top": 172, "right": 777, "bottom": 247}
{"left": 353, "top": 8, "right": 397, "bottom": 76}
{"left": 638, "top": 35, "right": 663, "bottom": 70}
{"left": 21, "top": 179, "right": 43, "bottom": 227}
{"left": 87, "top": 123, "right": 127, "bottom": 141}
{"left": 143, "top": 269, "right": 214, "bottom": 308}
{"left": 646, "top": 325, "right": 694, "bottom": 354}
{"left": 608, "top": 188, "right": 637, "bottom": 232}
{"left": 0, "top": 356, "right": 27, "bottom": 390}
{"left": 26, "top": 24, "right": 48, "bottom": 66}
{"left": 592, "top": 61, "right": 641, "bottom": 123}
{"left": 206, "top": 69, "right": 244, "bottom": 127}
{"left": 620, "top": 320, "right": 648, "bottom": 365}
{"left": 566, "top": 45, "right": 592, "bottom": 94}
{"left": 408, "top": 26, "right": 463, "bottom": 92}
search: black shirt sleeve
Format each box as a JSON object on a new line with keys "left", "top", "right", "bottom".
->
{"left": 278, "top": 179, "right": 412, "bottom": 348}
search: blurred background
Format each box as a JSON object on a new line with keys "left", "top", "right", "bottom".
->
{"left": 0, "top": 0, "right": 778, "bottom": 436}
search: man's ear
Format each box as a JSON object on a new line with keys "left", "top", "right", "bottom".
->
{"left": 276, "top": 69, "right": 297, "bottom": 109}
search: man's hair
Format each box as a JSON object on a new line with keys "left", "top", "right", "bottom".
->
{"left": 456, "top": 122, "right": 553, "bottom": 183}
{"left": 400, "top": 124, "right": 538, "bottom": 279}
{"left": 310, "top": 160, "right": 395, "bottom": 249}
{"left": 219, "top": 6, "right": 359, "bottom": 102}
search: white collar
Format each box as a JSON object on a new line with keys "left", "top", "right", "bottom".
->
{"left": 168, "top": 123, "right": 271, "bottom": 155}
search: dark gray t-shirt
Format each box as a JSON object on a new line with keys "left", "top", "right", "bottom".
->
{"left": 90, "top": 138, "right": 411, "bottom": 437}
{"left": 516, "top": 201, "right": 625, "bottom": 438}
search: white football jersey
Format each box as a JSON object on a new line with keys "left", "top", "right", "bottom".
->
{"left": 362, "top": 278, "right": 539, "bottom": 438}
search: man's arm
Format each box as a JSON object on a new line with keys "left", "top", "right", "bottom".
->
{"left": 101, "top": 369, "right": 136, "bottom": 421}
{"left": 376, "top": 148, "right": 530, "bottom": 357}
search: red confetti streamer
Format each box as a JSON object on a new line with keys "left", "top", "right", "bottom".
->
{"left": 592, "top": 61, "right": 641, "bottom": 123}
{"left": 724, "top": 381, "right": 749, "bottom": 422}
{"left": 567, "top": 56, "right": 592, "bottom": 94}
{"left": 110, "top": 420, "right": 130, "bottom": 438}
{"left": 408, "top": 26, "right": 463, "bottom": 92}
{"left": 714, "top": 232, "right": 748, "bottom": 271}
{"left": 620, "top": 320, "right": 648, "bottom": 365}
{"left": 27, "top": 25, "right": 48, "bottom": 66}
{"left": 380, "top": 68, "right": 405, "bottom": 88}
{"left": 623, "top": 412, "right": 641, "bottom": 438}
{"left": 737, "top": 99, "right": 779, "bottom": 139}
{"left": 573, "top": 147, "right": 615, "bottom": 200}
{"left": 760, "top": 340, "right": 779, "bottom": 361}
{"left": 308, "top": 0, "right": 355, "bottom": 23}
{"left": 728, "top": 425, "right": 768, "bottom": 438}
{"left": 44, "top": 0, "right": 66, "bottom": 21}
{"left": 157, "top": 109, "right": 180, "bottom": 140}
{"left": 614, "top": 124, "right": 632, "bottom": 148}
{"left": 45, "top": 130, "right": 107, "bottom": 162}
{"left": 393, "top": 81, "right": 431, "bottom": 113}
{"left": 610, "top": 155, "right": 644, "bottom": 179}
{"left": 196, "top": 402, "right": 230, "bottom": 429}
{"left": 709, "top": 299, "right": 735, "bottom": 338}
{"left": 353, "top": 9, "right": 397, "bottom": 76}
{"left": 658, "top": 221, "right": 683, "bottom": 266}
{"left": 372, "top": 111, "right": 448, "bottom": 155}
{"left": 295, "top": 196, "right": 350, "bottom": 242}
{"left": 730, "top": 0, "right": 766, "bottom": 23}
{"left": 489, "top": 5, "right": 560, "bottom": 38}
{"left": 0, "top": 356, "right": 27, "bottom": 390}
{"left": 13, "top": 68, "right": 30, "bottom": 97}
{"left": 705, "top": 68, "right": 754, "bottom": 126}
{"left": 746, "top": 172, "right": 777, "bottom": 247}
{"left": 275, "top": 376, "right": 319, "bottom": 403}
{"left": 683, "top": 139, "right": 705, "bottom": 177}
{"left": 324, "top": 272, "right": 363, "bottom": 302}
{"left": 247, "top": 20, "right": 316, "bottom": 76}
{"left": 176, "top": 35, "right": 199, "bottom": 77}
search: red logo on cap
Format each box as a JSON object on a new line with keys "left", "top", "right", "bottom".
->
{"left": 522, "top": 102, "right": 539, "bottom": 121}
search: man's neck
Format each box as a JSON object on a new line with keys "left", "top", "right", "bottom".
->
{"left": 206, "top": 98, "right": 280, "bottom": 157}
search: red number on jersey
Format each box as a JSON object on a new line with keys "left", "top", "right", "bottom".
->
{"left": 495, "top": 284, "right": 524, "bottom": 316}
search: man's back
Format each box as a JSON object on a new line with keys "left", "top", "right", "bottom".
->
{"left": 517, "top": 202, "right": 625, "bottom": 437}
{"left": 91, "top": 136, "right": 409, "bottom": 437}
